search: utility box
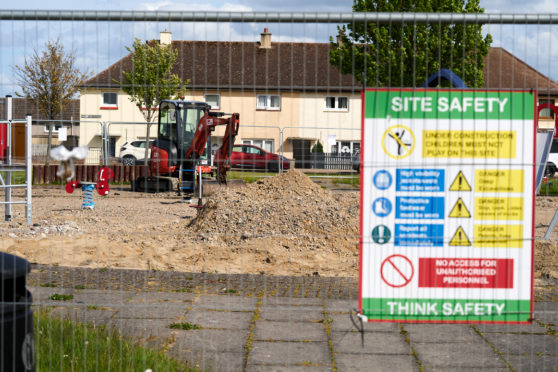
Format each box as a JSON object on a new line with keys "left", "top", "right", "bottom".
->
{"left": 0, "top": 252, "right": 35, "bottom": 371}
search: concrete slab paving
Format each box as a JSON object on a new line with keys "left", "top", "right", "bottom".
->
{"left": 261, "top": 297, "right": 323, "bottom": 307}
{"left": 71, "top": 289, "right": 136, "bottom": 304}
{"left": 473, "top": 321, "right": 549, "bottom": 334}
{"left": 259, "top": 306, "right": 324, "bottom": 322}
{"left": 331, "top": 331, "right": 411, "bottom": 355}
{"left": 404, "top": 324, "right": 481, "bottom": 343}
{"left": 323, "top": 299, "right": 354, "bottom": 313}
{"left": 113, "top": 302, "right": 189, "bottom": 319}
{"left": 482, "top": 332, "right": 558, "bottom": 356}
{"left": 413, "top": 342, "right": 507, "bottom": 369}
{"left": 194, "top": 294, "right": 258, "bottom": 311}
{"left": 334, "top": 352, "right": 419, "bottom": 372}
{"left": 245, "top": 364, "right": 334, "bottom": 372}
{"left": 504, "top": 354, "right": 558, "bottom": 371}
{"left": 247, "top": 341, "right": 331, "bottom": 366}
{"left": 328, "top": 314, "right": 400, "bottom": 333}
{"left": 130, "top": 291, "right": 196, "bottom": 303}
{"left": 254, "top": 320, "right": 328, "bottom": 342}
{"left": 170, "top": 329, "right": 249, "bottom": 354}
{"left": 185, "top": 351, "right": 245, "bottom": 372}
{"left": 47, "top": 306, "right": 118, "bottom": 325}
{"left": 27, "top": 269, "right": 558, "bottom": 372}
{"left": 183, "top": 309, "right": 253, "bottom": 330}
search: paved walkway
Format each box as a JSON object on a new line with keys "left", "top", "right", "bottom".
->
{"left": 29, "top": 266, "right": 558, "bottom": 371}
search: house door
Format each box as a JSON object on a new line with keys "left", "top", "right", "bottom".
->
{"left": 292, "top": 139, "right": 311, "bottom": 168}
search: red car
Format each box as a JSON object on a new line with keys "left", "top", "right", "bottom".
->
{"left": 216, "top": 144, "right": 290, "bottom": 171}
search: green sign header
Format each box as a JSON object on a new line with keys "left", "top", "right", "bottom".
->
{"left": 362, "top": 298, "right": 531, "bottom": 322}
{"left": 365, "top": 90, "right": 534, "bottom": 120}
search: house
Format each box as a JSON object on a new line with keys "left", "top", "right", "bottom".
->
{"left": 483, "top": 47, "right": 558, "bottom": 129}
{"left": 79, "top": 29, "right": 361, "bottom": 163}
{"left": 0, "top": 97, "right": 80, "bottom": 162}
{"left": 80, "top": 30, "right": 558, "bottom": 165}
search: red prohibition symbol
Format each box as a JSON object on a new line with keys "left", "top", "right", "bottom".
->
{"left": 380, "top": 254, "right": 414, "bottom": 288}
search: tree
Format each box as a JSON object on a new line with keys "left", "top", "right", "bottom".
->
{"left": 329, "top": 0, "right": 493, "bottom": 88}
{"left": 15, "top": 39, "right": 88, "bottom": 165}
{"left": 121, "top": 38, "right": 187, "bottom": 165}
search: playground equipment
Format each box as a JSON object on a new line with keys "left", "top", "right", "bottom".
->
{"left": 50, "top": 144, "right": 114, "bottom": 209}
{"left": 63, "top": 167, "right": 114, "bottom": 209}
{"left": 0, "top": 95, "right": 32, "bottom": 225}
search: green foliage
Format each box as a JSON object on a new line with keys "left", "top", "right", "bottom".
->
{"left": 169, "top": 322, "right": 201, "bottom": 330}
{"left": 330, "top": 0, "right": 492, "bottom": 88}
{"left": 49, "top": 294, "right": 74, "bottom": 301}
{"left": 121, "top": 38, "right": 187, "bottom": 123}
{"left": 34, "top": 309, "right": 191, "bottom": 371}
{"left": 311, "top": 141, "right": 324, "bottom": 153}
{"left": 14, "top": 39, "right": 89, "bottom": 165}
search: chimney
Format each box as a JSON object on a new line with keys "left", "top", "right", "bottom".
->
{"left": 337, "top": 29, "right": 345, "bottom": 46}
{"left": 160, "top": 30, "right": 172, "bottom": 45}
{"left": 260, "top": 28, "right": 271, "bottom": 49}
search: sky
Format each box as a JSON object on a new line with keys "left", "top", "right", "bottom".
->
{"left": 1, "top": 0, "right": 557, "bottom": 96}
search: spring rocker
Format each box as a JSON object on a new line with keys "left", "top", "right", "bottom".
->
{"left": 49, "top": 145, "right": 114, "bottom": 209}
{"left": 64, "top": 167, "right": 114, "bottom": 209}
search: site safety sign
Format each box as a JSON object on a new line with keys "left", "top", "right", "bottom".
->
{"left": 360, "top": 89, "right": 535, "bottom": 323}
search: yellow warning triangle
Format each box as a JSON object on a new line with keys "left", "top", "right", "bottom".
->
{"left": 449, "top": 171, "right": 472, "bottom": 191}
{"left": 448, "top": 198, "right": 471, "bottom": 218}
{"left": 449, "top": 226, "right": 472, "bottom": 246}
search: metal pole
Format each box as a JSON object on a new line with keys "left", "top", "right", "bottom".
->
{"left": 102, "top": 122, "right": 109, "bottom": 166}
{"left": 5, "top": 95, "right": 12, "bottom": 221}
{"left": 25, "top": 114, "right": 32, "bottom": 225}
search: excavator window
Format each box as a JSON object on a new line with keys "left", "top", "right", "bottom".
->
{"left": 159, "top": 102, "right": 177, "bottom": 141}
{"left": 181, "top": 107, "right": 204, "bottom": 150}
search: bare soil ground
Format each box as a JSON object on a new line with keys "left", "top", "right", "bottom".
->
{"left": 1, "top": 169, "right": 557, "bottom": 281}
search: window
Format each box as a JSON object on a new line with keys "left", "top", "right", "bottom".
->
{"left": 242, "top": 139, "right": 274, "bottom": 153}
{"left": 205, "top": 94, "right": 220, "bottom": 109}
{"left": 331, "top": 141, "right": 360, "bottom": 155}
{"left": 540, "top": 99, "right": 555, "bottom": 119}
{"left": 43, "top": 123, "right": 63, "bottom": 133}
{"left": 325, "top": 96, "right": 348, "bottom": 111}
{"left": 102, "top": 92, "right": 117, "bottom": 109}
{"left": 257, "top": 95, "right": 281, "bottom": 110}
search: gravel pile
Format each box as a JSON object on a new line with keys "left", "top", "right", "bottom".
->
{"left": 190, "top": 169, "right": 358, "bottom": 242}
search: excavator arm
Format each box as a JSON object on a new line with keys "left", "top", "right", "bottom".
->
{"left": 184, "top": 111, "right": 240, "bottom": 183}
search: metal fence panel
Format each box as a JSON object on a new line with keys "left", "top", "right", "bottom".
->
{"left": 0, "top": 11, "right": 557, "bottom": 372}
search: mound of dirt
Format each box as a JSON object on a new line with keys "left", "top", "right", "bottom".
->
{"left": 535, "top": 240, "right": 558, "bottom": 279}
{"left": 191, "top": 169, "right": 358, "bottom": 240}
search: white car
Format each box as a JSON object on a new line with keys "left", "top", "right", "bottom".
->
{"left": 119, "top": 140, "right": 153, "bottom": 166}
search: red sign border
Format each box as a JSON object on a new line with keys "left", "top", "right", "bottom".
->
{"left": 358, "top": 88, "right": 536, "bottom": 325}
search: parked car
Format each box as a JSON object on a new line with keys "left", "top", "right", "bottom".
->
{"left": 216, "top": 144, "right": 290, "bottom": 171}
{"left": 119, "top": 140, "right": 153, "bottom": 166}
{"left": 352, "top": 150, "right": 360, "bottom": 173}
{"left": 546, "top": 139, "right": 558, "bottom": 178}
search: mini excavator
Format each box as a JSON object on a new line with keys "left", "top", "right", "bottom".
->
{"left": 133, "top": 100, "right": 239, "bottom": 195}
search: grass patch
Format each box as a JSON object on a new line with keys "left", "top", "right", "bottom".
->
{"left": 34, "top": 309, "right": 191, "bottom": 371}
{"left": 40, "top": 283, "right": 58, "bottom": 288}
{"left": 227, "top": 170, "right": 271, "bottom": 184}
{"left": 0, "top": 171, "right": 26, "bottom": 185}
{"left": 49, "top": 294, "right": 74, "bottom": 301}
{"left": 540, "top": 180, "right": 558, "bottom": 195}
{"left": 169, "top": 322, "right": 201, "bottom": 330}
{"left": 74, "top": 285, "right": 86, "bottom": 290}
{"left": 222, "top": 289, "right": 237, "bottom": 294}
{"left": 174, "top": 287, "right": 193, "bottom": 293}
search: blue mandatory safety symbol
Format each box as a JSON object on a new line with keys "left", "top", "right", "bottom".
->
{"left": 373, "top": 170, "right": 393, "bottom": 190}
{"left": 372, "top": 197, "right": 392, "bottom": 217}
